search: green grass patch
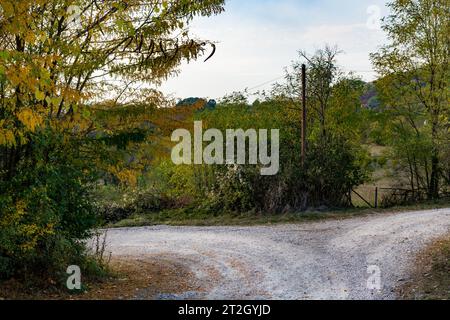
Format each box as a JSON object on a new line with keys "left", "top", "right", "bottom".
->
{"left": 108, "top": 199, "right": 450, "bottom": 228}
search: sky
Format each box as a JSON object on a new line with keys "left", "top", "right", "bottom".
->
{"left": 159, "top": 0, "right": 390, "bottom": 101}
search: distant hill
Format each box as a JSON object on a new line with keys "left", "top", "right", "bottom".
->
{"left": 361, "top": 82, "right": 381, "bottom": 110}
{"left": 176, "top": 97, "right": 217, "bottom": 110}
{"left": 176, "top": 88, "right": 380, "bottom": 111}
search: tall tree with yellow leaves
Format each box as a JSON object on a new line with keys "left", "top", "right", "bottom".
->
{"left": 0, "top": 0, "right": 224, "bottom": 280}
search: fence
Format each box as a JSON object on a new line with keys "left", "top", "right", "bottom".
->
{"left": 351, "top": 187, "right": 379, "bottom": 208}
{"left": 351, "top": 186, "right": 430, "bottom": 208}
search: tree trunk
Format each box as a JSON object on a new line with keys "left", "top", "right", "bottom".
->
{"left": 429, "top": 118, "right": 440, "bottom": 199}
{"left": 429, "top": 152, "right": 440, "bottom": 199}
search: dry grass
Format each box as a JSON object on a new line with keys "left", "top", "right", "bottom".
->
{"left": 0, "top": 255, "right": 203, "bottom": 300}
{"left": 398, "top": 234, "right": 450, "bottom": 300}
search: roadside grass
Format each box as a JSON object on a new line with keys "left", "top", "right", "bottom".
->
{"left": 399, "top": 234, "right": 450, "bottom": 300}
{"left": 0, "top": 257, "right": 196, "bottom": 300}
{"left": 108, "top": 199, "right": 450, "bottom": 228}
{"left": 0, "top": 231, "right": 112, "bottom": 300}
{"left": 0, "top": 256, "right": 112, "bottom": 300}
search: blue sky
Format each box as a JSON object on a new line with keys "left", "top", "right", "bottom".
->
{"left": 159, "top": 0, "right": 390, "bottom": 100}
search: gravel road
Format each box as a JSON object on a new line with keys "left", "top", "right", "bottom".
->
{"left": 104, "top": 209, "right": 450, "bottom": 300}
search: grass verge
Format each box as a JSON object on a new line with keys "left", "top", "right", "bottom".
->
{"left": 399, "top": 234, "right": 450, "bottom": 300}
{"left": 108, "top": 199, "right": 450, "bottom": 228}
{"left": 0, "top": 256, "right": 198, "bottom": 300}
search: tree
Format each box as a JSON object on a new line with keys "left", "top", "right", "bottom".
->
{"left": 191, "top": 97, "right": 368, "bottom": 212}
{"left": 272, "top": 45, "right": 370, "bottom": 145}
{"left": 0, "top": 0, "right": 225, "bottom": 280}
{"left": 0, "top": 0, "right": 225, "bottom": 184}
{"left": 0, "top": 0, "right": 224, "bottom": 134}
{"left": 274, "top": 45, "right": 343, "bottom": 138}
{"left": 371, "top": 0, "right": 449, "bottom": 198}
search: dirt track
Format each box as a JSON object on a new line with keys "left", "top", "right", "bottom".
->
{"left": 103, "top": 209, "right": 450, "bottom": 300}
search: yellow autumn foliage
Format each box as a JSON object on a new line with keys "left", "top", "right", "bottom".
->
{"left": 109, "top": 166, "right": 138, "bottom": 187}
{"left": 0, "top": 200, "right": 55, "bottom": 254}
{"left": 17, "top": 223, "right": 55, "bottom": 253}
{"left": 17, "top": 108, "right": 43, "bottom": 132}
{"left": 0, "top": 128, "right": 16, "bottom": 146}
{"left": 0, "top": 200, "right": 27, "bottom": 229}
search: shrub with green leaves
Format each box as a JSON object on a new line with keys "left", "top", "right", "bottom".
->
{"left": 182, "top": 99, "right": 371, "bottom": 213}
{"left": 0, "top": 129, "right": 98, "bottom": 281}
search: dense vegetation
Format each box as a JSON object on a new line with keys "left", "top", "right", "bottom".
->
{"left": 158, "top": 76, "right": 371, "bottom": 214}
{"left": 371, "top": 0, "right": 449, "bottom": 199}
{"left": 0, "top": 0, "right": 448, "bottom": 291}
{"left": 0, "top": 0, "right": 225, "bottom": 284}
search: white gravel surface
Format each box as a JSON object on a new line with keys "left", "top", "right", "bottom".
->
{"left": 103, "top": 209, "right": 450, "bottom": 300}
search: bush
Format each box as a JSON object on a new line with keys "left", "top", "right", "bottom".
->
{"left": 204, "top": 164, "right": 258, "bottom": 212}
{"left": 97, "top": 203, "right": 135, "bottom": 224}
{"left": 191, "top": 101, "right": 370, "bottom": 214}
{"left": 193, "top": 134, "right": 368, "bottom": 214}
{"left": 96, "top": 187, "right": 183, "bottom": 224}
{"left": 0, "top": 129, "right": 99, "bottom": 282}
{"left": 131, "top": 192, "right": 175, "bottom": 214}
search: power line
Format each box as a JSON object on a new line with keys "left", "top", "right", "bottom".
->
{"left": 351, "top": 70, "right": 377, "bottom": 73}
{"left": 246, "top": 75, "right": 285, "bottom": 91}
{"left": 242, "top": 69, "right": 378, "bottom": 96}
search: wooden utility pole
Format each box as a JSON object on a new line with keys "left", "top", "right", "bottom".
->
{"left": 374, "top": 187, "right": 379, "bottom": 208}
{"left": 301, "top": 64, "right": 307, "bottom": 166}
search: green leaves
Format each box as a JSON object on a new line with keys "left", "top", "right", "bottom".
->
{"left": 45, "top": 96, "right": 62, "bottom": 108}
{"left": 0, "top": 0, "right": 227, "bottom": 285}
{"left": 370, "top": 0, "right": 449, "bottom": 197}
{"left": 0, "top": 50, "right": 9, "bottom": 60}
{"left": 35, "top": 89, "right": 45, "bottom": 101}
